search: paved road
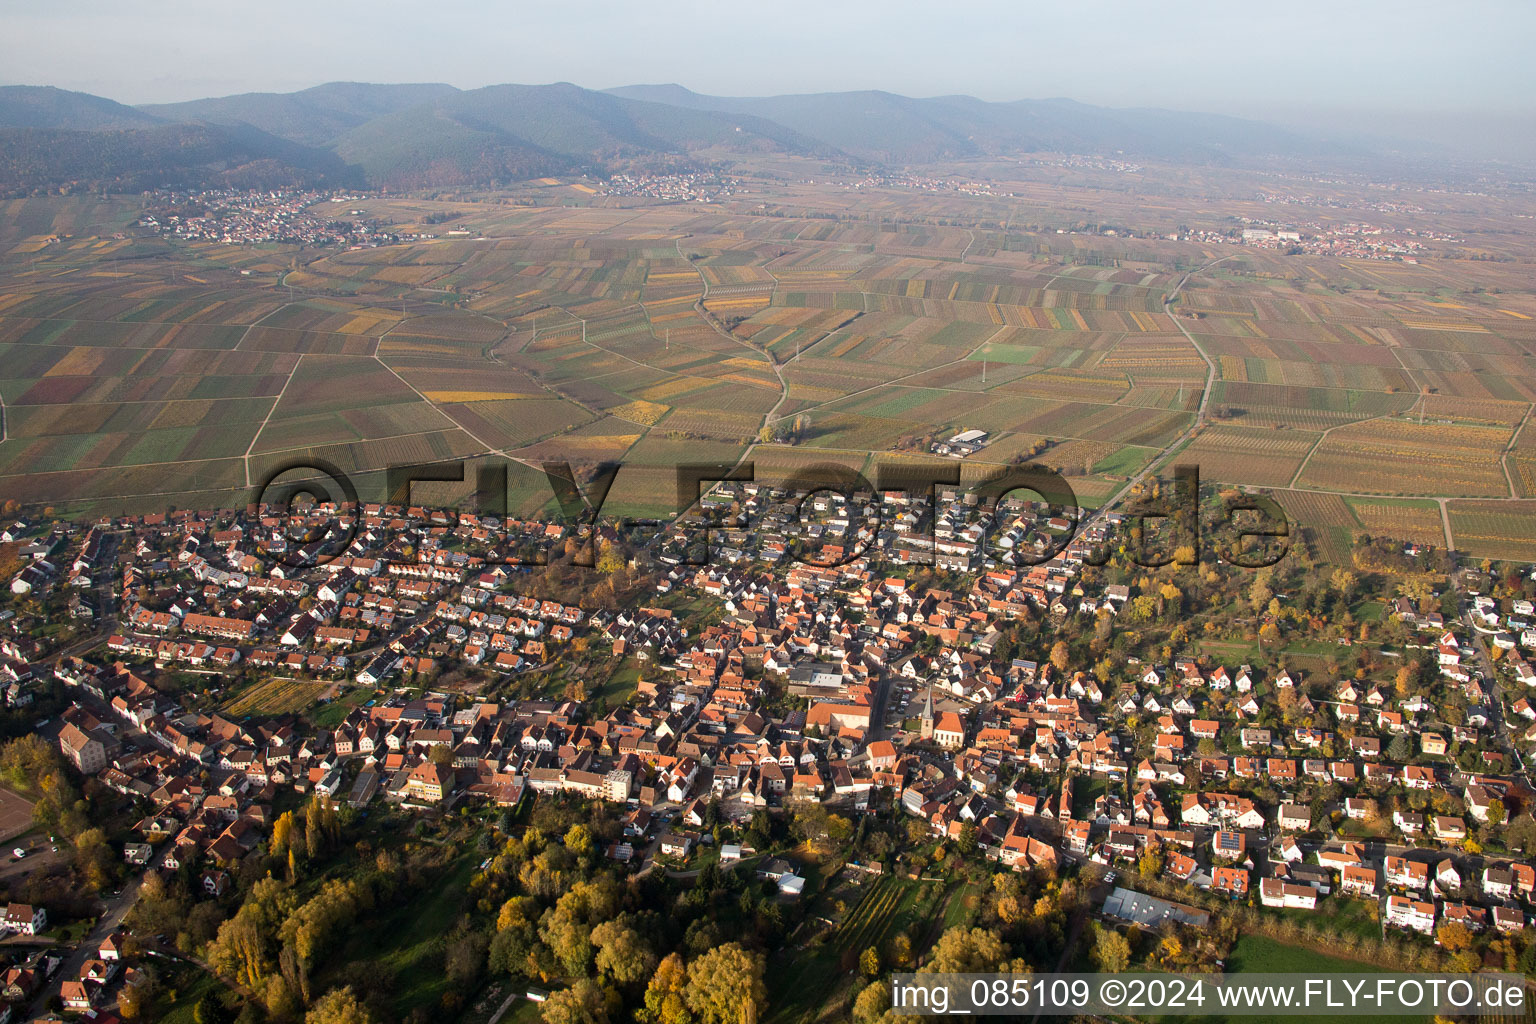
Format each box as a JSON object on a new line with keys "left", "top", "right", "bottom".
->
{"left": 23, "top": 865, "right": 148, "bottom": 1018}
{"left": 38, "top": 528, "right": 122, "bottom": 668}
{"left": 1163, "top": 259, "right": 1228, "bottom": 426}
{"left": 1063, "top": 256, "right": 1233, "bottom": 545}
{"left": 1461, "top": 608, "right": 1535, "bottom": 791}
{"left": 868, "top": 668, "right": 900, "bottom": 743}
{"left": 0, "top": 841, "right": 67, "bottom": 884}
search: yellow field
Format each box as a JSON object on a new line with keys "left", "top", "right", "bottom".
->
{"left": 421, "top": 390, "right": 534, "bottom": 403}
{"left": 609, "top": 399, "right": 670, "bottom": 426}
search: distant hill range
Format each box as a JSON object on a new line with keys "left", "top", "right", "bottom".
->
{"left": 603, "top": 84, "right": 1349, "bottom": 166}
{"left": 0, "top": 79, "right": 1374, "bottom": 194}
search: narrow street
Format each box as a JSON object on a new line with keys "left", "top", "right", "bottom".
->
{"left": 23, "top": 867, "right": 149, "bottom": 1019}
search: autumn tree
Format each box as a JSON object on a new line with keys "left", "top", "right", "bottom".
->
{"left": 827, "top": 814, "right": 854, "bottom": 847}
{"left": 541, "top": 878, "right": 623, "bottom": 976}
{"left": 0, "top": 735, "right": 60, "bottom": 793}
{"left": 1091, "top": 925, "right": 1132, "bottom": 972}
{"left": 497, "top": 895, "right": 538, "bottom": 933}
{"left": 271, "top": 811, "right": 297, "bottom": 859}
{"left": 853, "top": 981, "right": 894, "bottom": 1024}
{"left": 279, "top": 878, "right": 365, "bottom": 974}
{"left": 592, "top": 917, "right": 657, "bottom": 986}
{"left": 565, "top": 823, "right": 594, "bottom": 858}
{"left": 72, "top": 827, "right": 115, "bottom": 893}
{"left": 302, "top": 793, "right": 340, "bottom": 860}
{"left": 1487, "top": 799, "right": 1507, "bottom": 827}
{"left": 1436, "top": 921, "right": 1473, "bottom": 953}
{"left": 927, "top": 927, "right": 1007, "bottom": 973}
{"left": 543, "top": 978, "right": 618, "bottom": 1024}
{"left": 305, "top": 986, "right": 374, "bottom": 1024}
{"left": 266, "top": 974, "right": 302, "bottom": 1020}
{"left": 207, "top": 878, "right": 298, "bottom": 989}
{"left": 685, "top": 943, "right": 767, "bottom": 1024}
{"left": 792, "top": 805, "right": 833, "bottom": 851}
{"left": 118, "top": 970, "right": 159, "bottom": 1021}
{"left": 641, "top": 953, "right": 691, "bottom": 1024}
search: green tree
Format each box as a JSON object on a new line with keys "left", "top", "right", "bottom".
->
{"left": 193, "top": 992, "right": 233, "bottom": 1024}
{"left": 957, "top": 822, "right": 977, "bottom": 854}
{"left": 1505, "top": 814, "right": 1536, "bottom": 854}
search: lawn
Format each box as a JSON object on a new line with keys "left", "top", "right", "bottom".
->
{"left": 1073, "top": 774, "right": 1111, "bottom": 819}
{"left": 1226, "top": 933, "right": 1385, "bottom": 974}
{"left": 328, "top": 847, "right": 482, "bottom": 1016}
{"left": 1258, "top": 897, "right": 1382, "bottom": 942}
{"left": 1140, "top": 934, "right": 1430, "bottom": 1024}
{"left": 503, "top": 1001, "right": 545, "bottom": 1024}
{"left": 310, "top": 687, "right": 373, "bottom": 728}
{"left": 939, "top": 880, "right": 983, "bottom": 932}
{"left": 1351, "top": 599, "right": 1386, "bottom": 622}
{"left": 594, "top": 660, "right": 643, "bottom": 707}
{"left": 156, "top": 967, "right": 225, "bottom": 1024}
{"left": 1094, "top": 444, "right": 1155, "bottom": 477}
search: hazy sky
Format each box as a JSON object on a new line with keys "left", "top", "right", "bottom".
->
{"left": 4, "top": 0, "right": 1533, "bottom": 120}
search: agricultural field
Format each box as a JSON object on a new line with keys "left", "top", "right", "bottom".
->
{"left": 1297, "top": 419, "right": 1514, "bottom": 497}
{"left": 767, "top": 873, "right": 946, "bottom": 1024}
{"left": 1271, "top": 490, "right": 1360, "bottom": 567}
{"left": 1344, "top": 497, "right": 1448, "bottom": 548}
{"left": 1180, "top": 424, "right": 1319, "bottom": 487}
{"left": 1446, "top": 500, "right": 1536, "bottom": 562}
{"left": 0, "top": 167, "right": 1534, "bottom": 553}
{"left": 222, "top": 676, "right": 330, "bottom": 717}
